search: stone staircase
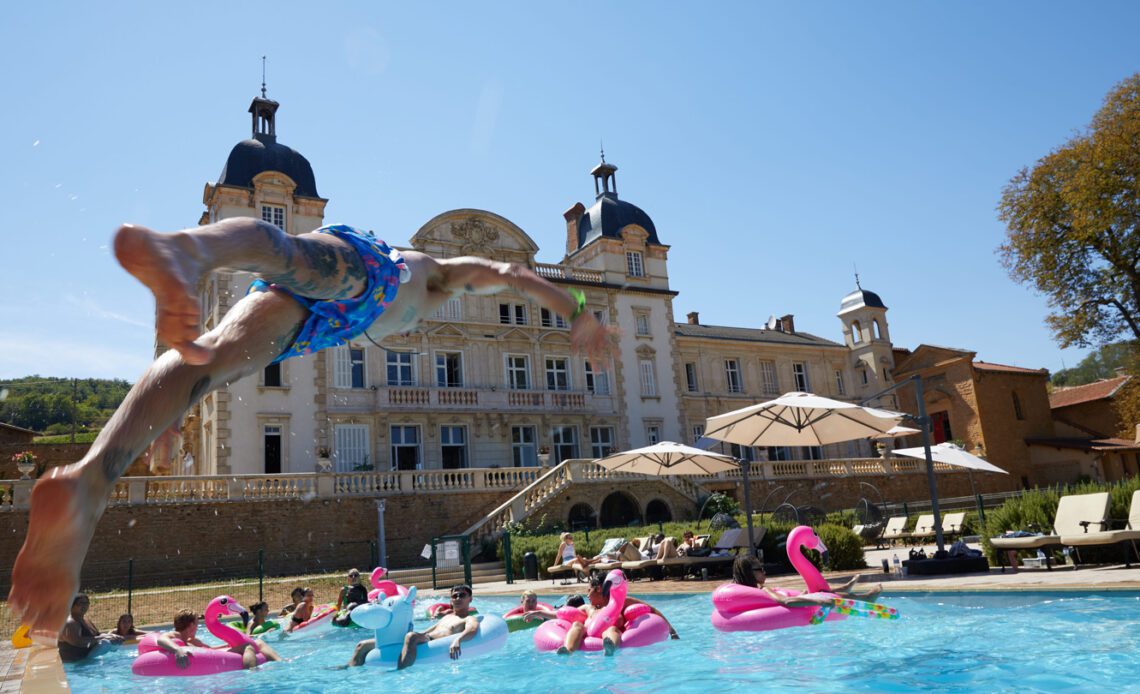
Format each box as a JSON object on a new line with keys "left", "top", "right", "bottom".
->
{"left": 385, "top": 561, "right": 506, "bottom": 590}
{"left": 462, "top": 459, "right": 711, "bottom": 548}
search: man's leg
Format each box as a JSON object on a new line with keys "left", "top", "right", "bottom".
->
{"left": 397, "top": 632, "right": 429, "bottom": 670}
{"left": 557, "top": 622, "right": 586, "bottom": 655}
{"left": 347, "top": 638, "right": 376, "bottom": 667}
{"left": 113, "top": 219, "right": 369, "bottom": 365}
{"left": 257, "top": 639, "right": 281, "bottom": 663}
{"left": 602, "top": 626, "right": 622, "bottom": 656}
{"left": 9, "top": 290, "right": 307, "bottom": 642}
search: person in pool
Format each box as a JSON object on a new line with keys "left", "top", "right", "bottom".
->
{"left": 731, "top": 556, "right": 882, "bottom": 605}
{"left": 241, "top": 601, "right": 278, "bottom": 635}
{"left": 522, "top": 594, "right": 584, "bottom": 623}
{"left": 346, "top": 583, "right": 480, "bottom": 669}
{"left": 559, "top": 574, "right": 679, "bottom": 656}
{"left": 111, "top": 613, "right": 149, "bottom": 642}
{"left": 284, "top": 588, "right": 316, "bottom": 633}
{"left": 8, "top": 218, "right": 616, "bottom": 642}
{"left": 58, "top": 594, "right": 122, "bottom": 663}
{"left": 279, "top": 587, "right": 305, "bottom": 617}
{"left": 333, "top": 569, "right": 370, "bottom": 627}
{"left": 156, "top": 608, "right": 281, "bottom": 670}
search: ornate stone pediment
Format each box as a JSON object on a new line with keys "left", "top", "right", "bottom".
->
{"left": 453, "top": 217, "right": 500, "bottom": 255}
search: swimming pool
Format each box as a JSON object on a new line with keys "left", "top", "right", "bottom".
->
{"left": 64, "top": 591, "right": 1140, "bottom": 693}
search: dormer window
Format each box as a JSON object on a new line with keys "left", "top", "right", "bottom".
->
{"left": 261, "top": 204, "right": 285, "bottom": 231}
{"left": 626, "top": 251, "right": 645, "bottom": 278}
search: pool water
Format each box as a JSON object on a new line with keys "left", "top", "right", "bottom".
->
{"left": 64, "top": 591, "right": 1140, "bottom": 693}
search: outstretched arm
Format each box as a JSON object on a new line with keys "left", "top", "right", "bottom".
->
{"left": 434, "top": 257, "right": 616, "bottom": 362}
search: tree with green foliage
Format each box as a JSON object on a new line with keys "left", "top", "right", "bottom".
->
{"left": 999, "top": 73, "right": 1140, "bottom": 349}
{"left": 0, "top": 376, "right": 130, "bottom": 432}
{"left": 1051, "top": 342, "right": 1136, "bottom": 387}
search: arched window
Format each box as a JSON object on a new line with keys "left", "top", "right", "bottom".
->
{"left": 872, "top": 319, "right": 882, "bottom": 340}
{"left": 1012, "top": 391, "right": 1024, "bottom": 420}
{"left": 645, "top": 499, "right": 673, "bottom": 524}
{"left": 568, "top": 502, "right": 597, "bottom": 530}
{"left": 600, "top": 491, "right": 641, "bottom": 528}
{"left": 851, "top": 321, "right": 863, "bottom": 344}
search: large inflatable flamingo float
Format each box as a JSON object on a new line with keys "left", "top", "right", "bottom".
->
{"left": 367, "top": 566, "right": 411, "bottom": 602}
{"left": 350, "top": 586, "right": 508, "bottom": 667}
{"left": 132, "top": 595, "right": 267, "bottom": 676}
{"left": 711, "top": 525, "right": 898, "bottom": 632}
{"left": 534, "top": 569, "right": 671, "bottom": 652}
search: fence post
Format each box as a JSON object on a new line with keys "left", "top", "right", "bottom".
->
{"left": 370, "top": 540, "right": 378, "bottom": 569}
{"left": 503, "top": 532, "right": 514, "bottom": 585}
{"left": 258, "top": 549, "right": 264, "bottom": 602}
{"left": 903, "top": 502, "right": 910, "bottom": 519}
{"left": 431, "top": 538, "right": 438, "bottom": 590}
{"left": 462, "top": 536, "right": 472, "bottom": 588}
{"left": 975, "top": 494, "right": 986, "bottom": 524}
{"left": 127, "top": 558, "right": 134, "bottom": 615}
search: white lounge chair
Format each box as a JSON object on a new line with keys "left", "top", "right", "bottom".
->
{"left": 990, "top": 492, "right": 1110, "bottom": 571}
{"left": 1058, "top": 490, "right": 1140, "bottom": 569}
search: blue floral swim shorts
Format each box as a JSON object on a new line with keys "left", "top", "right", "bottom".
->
{"left": 248, "top": 224, "right": 410, "bottom": 363}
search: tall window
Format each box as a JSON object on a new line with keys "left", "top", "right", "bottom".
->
{"left": 692, "top": 424, "right": 705, "bottom": 444}
{"left": 851, "top": 321, "right": 863, "bottom": 344}
{"left": 334, "top": 346, "right": 365, "bottom": 389}
{"left": 730, "top": 444, "right": 756, "bottom": 461}
{"left": 440, "top": 426, "right": 467, "bottom": 469}
{"left": 499, "top": 303, "right": 528, "bottom": 325}
{"left": 860, "top": 367, "right": 869, "bottom": 385}
{"left": 635, "top": 313, "right": 650, "bottom": 336}
{"left": 545, "top": 357, "right": 570, "bottom": 391}
{"left": 872, "top": 320, "right": 882, "bottom": 340}
{"left": 626, "top": 251, "right": 644, "bottom": 277}
{"left": 685, "top": 363, "right": 699, "bottom": 392}
{"left": 511, "top": 426, "right": 537, "bottom": 467}
{"left": 552, "top": 426, "right": 579, "bottom": 463}
{"left": 432, "top": 297, "right": 462, "bottom": 321}
{"left": 333, "top": 424, "right": 369, "bottom": 472}
{"left": 390, "top": 425, "right": 420, "bottom": 470}
{"left": 639, "top": 359, "right": 657, "bottom": 397}
{"left": 540, "top": 308, "right": 568, "bottom": 329}
{"left": 792, "top": 362, "right": 810, "bottom": 391}
{"left": 260, "top": 204, "right": 285, "bottom": 230}
{"left": 263, "top": 424, "right": 282, "bottom": 474}
{"left": 725, "top": 359, "right": 742, "bottom": 393}
{"left": 590, "top": 426, "right": 615, "bottom": 458}
{"left": 506, "top": 355, "right": 530, "bottom": 390}
{"left": 386, "top": 351, "right": 415, "bottom": 386}
{"left": 1012, "top": 391, "right": 1024, "bottom": 420}
{"left": 435, "top": 352, "right": 463, "bottom": 388}
{"left": 646, "top": 424, "right": 661, "bottom": 445}
{"left": 802, "top": 446, "right": 824, "bottom": 460}
{"left": 263, "top": 362, "right": 282, "bottom": 388}
{"left": 766, "top": 446, "right": 790, "bottom": 461}
{"left": 759, "top": 360, "right": 779, "bottom": 395}
{"left": 584, "top": 361, "right": 610, "bottom": 395}
{"left": 834, "top": 369, "right": 846, "bottom": 396}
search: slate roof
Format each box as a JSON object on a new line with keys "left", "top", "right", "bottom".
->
{"left": 674, "top": 323, "right": 844, "bottom": 348}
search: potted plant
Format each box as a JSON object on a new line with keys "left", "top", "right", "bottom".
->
{"left": 316, "top": 447, "right": 333, "bottom": 473}
{"left": 11, "top": 451, "right": 38, "bottom": 480}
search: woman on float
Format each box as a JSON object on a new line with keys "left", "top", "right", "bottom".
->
{"left": 333, "top": 569, "right": 370, "bottom": 627}
{"left": 732, "top": 556, "right": 881, "bottom": 605}
{"left": 285, "top": 588, "right": 316, "bottom": 633}
{"left": 557, "top": 572, "right": 678, "bottom": 655}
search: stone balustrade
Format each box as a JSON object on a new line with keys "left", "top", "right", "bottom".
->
{"left": 0, "top": 456, "right": 951, "bottom": 513}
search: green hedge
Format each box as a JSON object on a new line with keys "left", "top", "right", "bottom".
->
{"left": 981, "top": 477, "right": 1140, "bottom": 565}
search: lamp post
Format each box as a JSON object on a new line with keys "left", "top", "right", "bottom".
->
{"left": 376, "top": 499, "right": 387, "bottom": 568}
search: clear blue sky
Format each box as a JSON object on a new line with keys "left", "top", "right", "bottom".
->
{"left": 1, "top": 2, "right": 1137, "bottom": 381}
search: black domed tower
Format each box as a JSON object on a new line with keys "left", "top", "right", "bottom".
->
{"left": 215, "top": 93, "right": 321, "bottom": 200}
{"left": 837, "top": 275, "right": 894, "bottom": 397}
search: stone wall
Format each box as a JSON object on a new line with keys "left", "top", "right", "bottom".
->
{"left": 0, "top": 490, "right": 513, "bottom": 593}
{"left": 0, "top": 443, "right": 151, "bottom": 479}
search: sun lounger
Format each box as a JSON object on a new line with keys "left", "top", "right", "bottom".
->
{"left": 1058, "top": 489, "right": 1140, "bottom": 569}
{"left": 942, "top": 512, "right": 967, "bottom": 537}
{"left": 881, "top": 516, "right": 910, "bottom": 546}
{"left": 990, "top": 492, "right": 1111, "bottom": 571}
{"left": 909, "top": 514, "right": 937, "bottom": 542}
{"left": 592, "top": 537, "right": 642, "bottom": 575}
{"left": 622, "top": 536, "right": 676, "bottom": 580}
{"left": 658, "top": 527, "right": 761, "bottom": 579}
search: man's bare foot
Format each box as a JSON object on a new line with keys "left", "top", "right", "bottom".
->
{"left": 603, "top": 636, "right": 616, "bottom": 656}
{"left": 113, "top": 224, "right": 213, "bottom": 365}
{"left": 556, "top": 646, "right": 570, "bottom": 655}
{"left": 8, "top": 466, "right": 106, "bottom": 645}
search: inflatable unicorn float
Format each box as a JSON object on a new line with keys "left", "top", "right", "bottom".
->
{"left": 711, "top": 525, "right": 899, "bottom": 632}
{"left": 350, "top": 586, "right": 508, "bottom": 667}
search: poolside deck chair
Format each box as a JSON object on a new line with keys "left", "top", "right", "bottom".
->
{"left": 942, "top": 512, "right": 967, "bottom": 538}
{"left": 990, "top": 492, "right": 1110, "bottom": 571}
{"left": 658, "top": 527, "right": 761, "bottom": 579}
{"left": 881, "top": 516, "right": 910, "bottom": 546}
{"left": 909, "top": 514, "right": 937, "bottom": 542}
{"left": 1058, "top": 490, "right": 1140, "bottom": 569}
{"left": 622, "top": 536, "right": 677, "bottom": 580}
{"left": 548, "top": 537, "right": 624, "bottom": 584}
{"left": 592, "top": 537, "right": 642, "bottom": 575}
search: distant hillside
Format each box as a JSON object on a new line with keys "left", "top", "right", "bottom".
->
{"left": 0, "top": 376, "right": 131, "bottom": 434}
{"left": 1051, "top": 342, "right": 1136, "bottom": 388}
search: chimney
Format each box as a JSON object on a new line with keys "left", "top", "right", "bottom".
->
{"left": 687, "top": 311, "right": 700, "bottom": 325}
{"left": 563, "top": 202, "right": 585, "bottom": 257}
{"left": 779, "top": 314, "right": 795, "bottom": 333}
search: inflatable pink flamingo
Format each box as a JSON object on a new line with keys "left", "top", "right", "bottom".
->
{"left": 534, "top": 569, "right": 670, "bottom": 651}
{"left": 367, "top": 566, "right": 411, "bottom": 602}
{"left": 711, "top": 525, "right": 898, "bottom": 632}
{"left": 133, "top": 596, "right": 267, "bottom": 676}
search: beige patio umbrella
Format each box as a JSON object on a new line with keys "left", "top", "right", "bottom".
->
{"left": 871, "top": 425, "right": 923, "bottom": 440}
{"left": 594, "top": 441, "right": 741, "bottom": 476}
{"left": 703, "top": 392, "right": 906, "bottom": 556}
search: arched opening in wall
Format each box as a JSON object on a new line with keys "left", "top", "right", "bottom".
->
{"left": 599, "top": 491, "right": 641, "bottom": 528}
{"left": 645, "top": 499, "right": 673, "bottom": 524}
{"left": 872, "top": 319, "right": 881, "bottom": 340}
{"left": 851, "top": 321, "right": 863, "bottom": 344}
{"left": 567, "top": 502, "right": 597, "bottom": 531}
